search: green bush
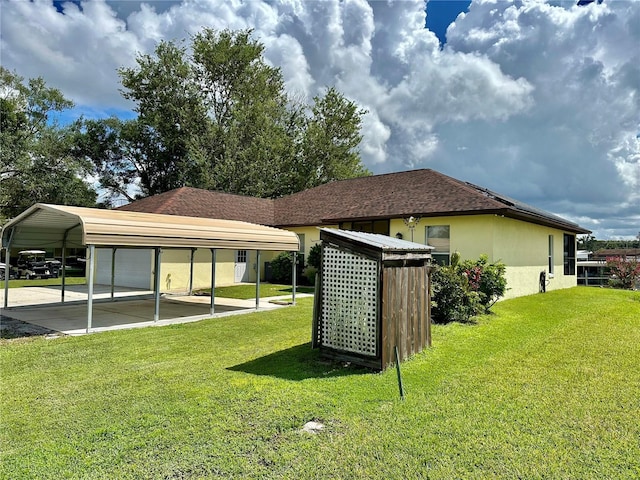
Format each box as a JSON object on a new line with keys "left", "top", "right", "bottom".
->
{"left": 307, "top": 243, "right": 321, "bottom": 269}
{"left": 270, "top": 252, "right": 293, "bottom": 284}
{"left": 431, "top": 265, "right": 483, "bottom": 323}
{"left": 303, "top": 266, "right": 317, "bottom": 286}
{"left": 459, "top": 254, "right": 507, "bottom": 309}
{"left": 431, "top": 253, "right": 507, "bottom": 323}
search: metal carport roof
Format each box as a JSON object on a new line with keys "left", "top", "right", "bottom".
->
{"left": 2, "top": 203, "right": 300, "bottom": 333}
{"left": 1, "top": 203, "right": 300, "bottom": 251}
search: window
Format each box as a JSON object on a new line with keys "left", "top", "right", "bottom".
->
{"left": 426, "top": 225, "right": 450, "bottom": 265}
{"left": 564, "top": 234, "right": 576, "bottom": 275}
{"left": 548, "top": 235, "right": 554, "bottom": 275}
{"left": 236, "top": 250, "right": 247, "bottom": 263}
{"left": 298, "top": 233, "right": 305, "bottom": 253}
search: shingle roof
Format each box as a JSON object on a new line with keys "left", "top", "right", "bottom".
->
{"left": 119, "top": 169, "right": 589, "bottom": 234}
{"left": 118, "top": 187, "right": 275, "bottom": 226}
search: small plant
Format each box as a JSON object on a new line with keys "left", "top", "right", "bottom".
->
{"left": 307, "top": 243, "right": 321, "bottom": 270}
{"left": 303, "top": 266, "right": 317, "bottom": 286}
{"left": 606, "top": 256, "right": 640, "bottom": 290}
{"left": 270, "top": 252, "right": 293, "bottom": 284}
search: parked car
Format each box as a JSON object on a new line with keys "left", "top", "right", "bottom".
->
{"left": 0, "top": 262, "right": 17, "bottom": 280}
{"left": 16, "top": 250, "right": 58, "bottom": 279}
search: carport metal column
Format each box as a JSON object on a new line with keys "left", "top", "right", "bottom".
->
{"left": 110, "top": 248, "right": 117, "bottom": 300}
{"left": 61, "top": 223, "right": 80, "bottom": 304}
{"left": 153, "top": 248, "right": 162, "bottom": 323}
{"left": 255, "top": 250, "right": 261, "bottom": 310}
{"left": 189, "top": 248, "right": 196, "bottom": 296}
{"left": 86, "top": 244, "right": 96, "bottom": 333}
{"left": 292, "top": 251, "right": 297, "bottom": 306}
{"left": 210, "top": 249, "right": 216, "bottom": 316}
{"left": 3, "top": 227, "right": 14, "bottom": 308}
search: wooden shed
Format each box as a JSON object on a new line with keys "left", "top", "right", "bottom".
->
{"left": 312, "top": 228, "right": 433, "bottom": 370}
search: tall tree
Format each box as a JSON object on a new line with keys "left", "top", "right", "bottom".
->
{"left": 301, "top": 87, "right": 369, "bottom": 190}
{"left": 0, "top": 68, "right": 96, "bottom": 221}
{"left": 81, "top": 28, "right": 369, "bottom": 201}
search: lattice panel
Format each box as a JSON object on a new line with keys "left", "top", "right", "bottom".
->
{"left": 320, "top": 246, "right": 378, "bottom": 356}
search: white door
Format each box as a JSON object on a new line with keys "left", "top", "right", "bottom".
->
{"left": 234, "top": 250, "right": 249, "bottom": 283}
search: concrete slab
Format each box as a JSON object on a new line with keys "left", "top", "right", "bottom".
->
{"left": 0, "top": 285, "right": 312, "bottom": 336}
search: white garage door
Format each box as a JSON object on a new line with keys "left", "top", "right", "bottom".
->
{"left": 95, "top": 248, "right": 152, "bottom": 289}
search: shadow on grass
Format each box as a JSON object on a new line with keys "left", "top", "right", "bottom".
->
{"left": 228, "top": 342, "right": 373, "bottom": 380}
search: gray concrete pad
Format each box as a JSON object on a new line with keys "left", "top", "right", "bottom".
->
{"left": 0, "top": 285, "right": 312, "bottom": 336}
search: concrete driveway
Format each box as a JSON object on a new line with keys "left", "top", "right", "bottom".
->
{"left": 1, "top": 285, "right": 309, "bottom": 336}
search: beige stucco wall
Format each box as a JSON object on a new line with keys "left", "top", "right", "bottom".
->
{"left": 392, "top": 214, "right": 578, "bottom": 299}
{"left": 157, "top": 248, "right": 297, "bottom": 293}
{"left": 158, "top": 248, "right": 236, "bottom": 293}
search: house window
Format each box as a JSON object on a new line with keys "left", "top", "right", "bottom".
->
{"left": 564, "top": 234, "right": 576, "bottom": 275}
{"left": 426, "top": 225, "right": 450, "bottom": 265}
{"left": 548, "top": 235, "right": 554, "bottom": 276}
{"left": 236, "top": 250, "right": 247, "bottom": 263}
{"left": 298, "top": 233, "right": 305, "bottom": 253}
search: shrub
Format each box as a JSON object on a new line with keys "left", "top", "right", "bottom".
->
{"left": 303, "top": 266, "right": 317, "bottom": 286}
{"left": 307, "top": 243, "right": 321, "bottom": 270}
{"left": 459, "top": 254, "right": 507, "bottom": 309}
{"left": 270, "top": 252, "right": 293, "bottom": 284}
{"left": 431, "top": 265, "right": 483, "bottom": 323}
{"left": 606, "top": 256, "right": 640, "bottom": 290}
{"left": 431, "top": 253, "right": 507, "bottom": 323}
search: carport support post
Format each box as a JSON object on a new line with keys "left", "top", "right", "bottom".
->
{"left": 3, "top": 227, "right": 15, "bottom": 309}
{"left": 255, "top": 250, "right": 261, "bottom": 310}
{"left": 189, "top": 248, "right": 195, "bottom": 296}
{"left": 110, "top": 248, "right": 117, "bottom": 300}
{"left": 153, "top": 248, "right": 162, "bottom": 323}
{"left": 292, "top": 251, "right": 297, "bottom": 306}
{"left": 210, "top": 249, "right": 216, "bottom": 316}
{"left": 86, "top": 244, "right": 96, "bottom": 333}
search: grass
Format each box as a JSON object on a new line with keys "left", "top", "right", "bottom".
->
{"left": 0, "top": 277, "right": 86, "bottom": 289}
{"left": 1, "top": 287, "right": 639, "bottom": 478}
{"left": 201, "top": 283, "right": 315, "bottom": 299}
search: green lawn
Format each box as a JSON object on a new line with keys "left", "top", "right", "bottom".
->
{"left": 1, "top": 287, "right": 639, "bottom": 479}
{"left": 0, "top": 277, "right": 86, "bottom": 289}
{"left": 202, "top": 283, "right": 315, "bottom": 299}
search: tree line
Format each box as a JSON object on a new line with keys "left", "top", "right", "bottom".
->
{"left": 0, "top": 28, "right": 369, "bottom": 222}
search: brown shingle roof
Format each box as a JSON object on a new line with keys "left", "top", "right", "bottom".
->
{"left": 119, "top": 169, "right": 589, "bottom": 234}
{"left": 118, "top": 187, "right": 275, "bottom": 226}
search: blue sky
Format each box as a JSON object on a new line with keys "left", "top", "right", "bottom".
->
{"left": 2, "top": 1, "right": 639, "bottom": 239}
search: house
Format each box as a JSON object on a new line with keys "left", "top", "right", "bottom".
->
{"left": 119, "top": 168, "right": 590, "bottom": 298}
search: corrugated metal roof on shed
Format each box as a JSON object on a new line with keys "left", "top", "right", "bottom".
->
{"left": 319, "top": 228, "right": 434, "bottom": 253}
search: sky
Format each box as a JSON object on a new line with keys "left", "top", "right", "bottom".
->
{"left": 1, "top": 0, "right": 638, "bottom": 240}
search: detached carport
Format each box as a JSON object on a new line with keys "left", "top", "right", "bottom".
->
{"left": 2, "top": 203, "right": 300, "bottom": 333}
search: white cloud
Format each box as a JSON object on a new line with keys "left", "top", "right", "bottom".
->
{"left": 0, "top": 0, "right": 638, "bottom": 238}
